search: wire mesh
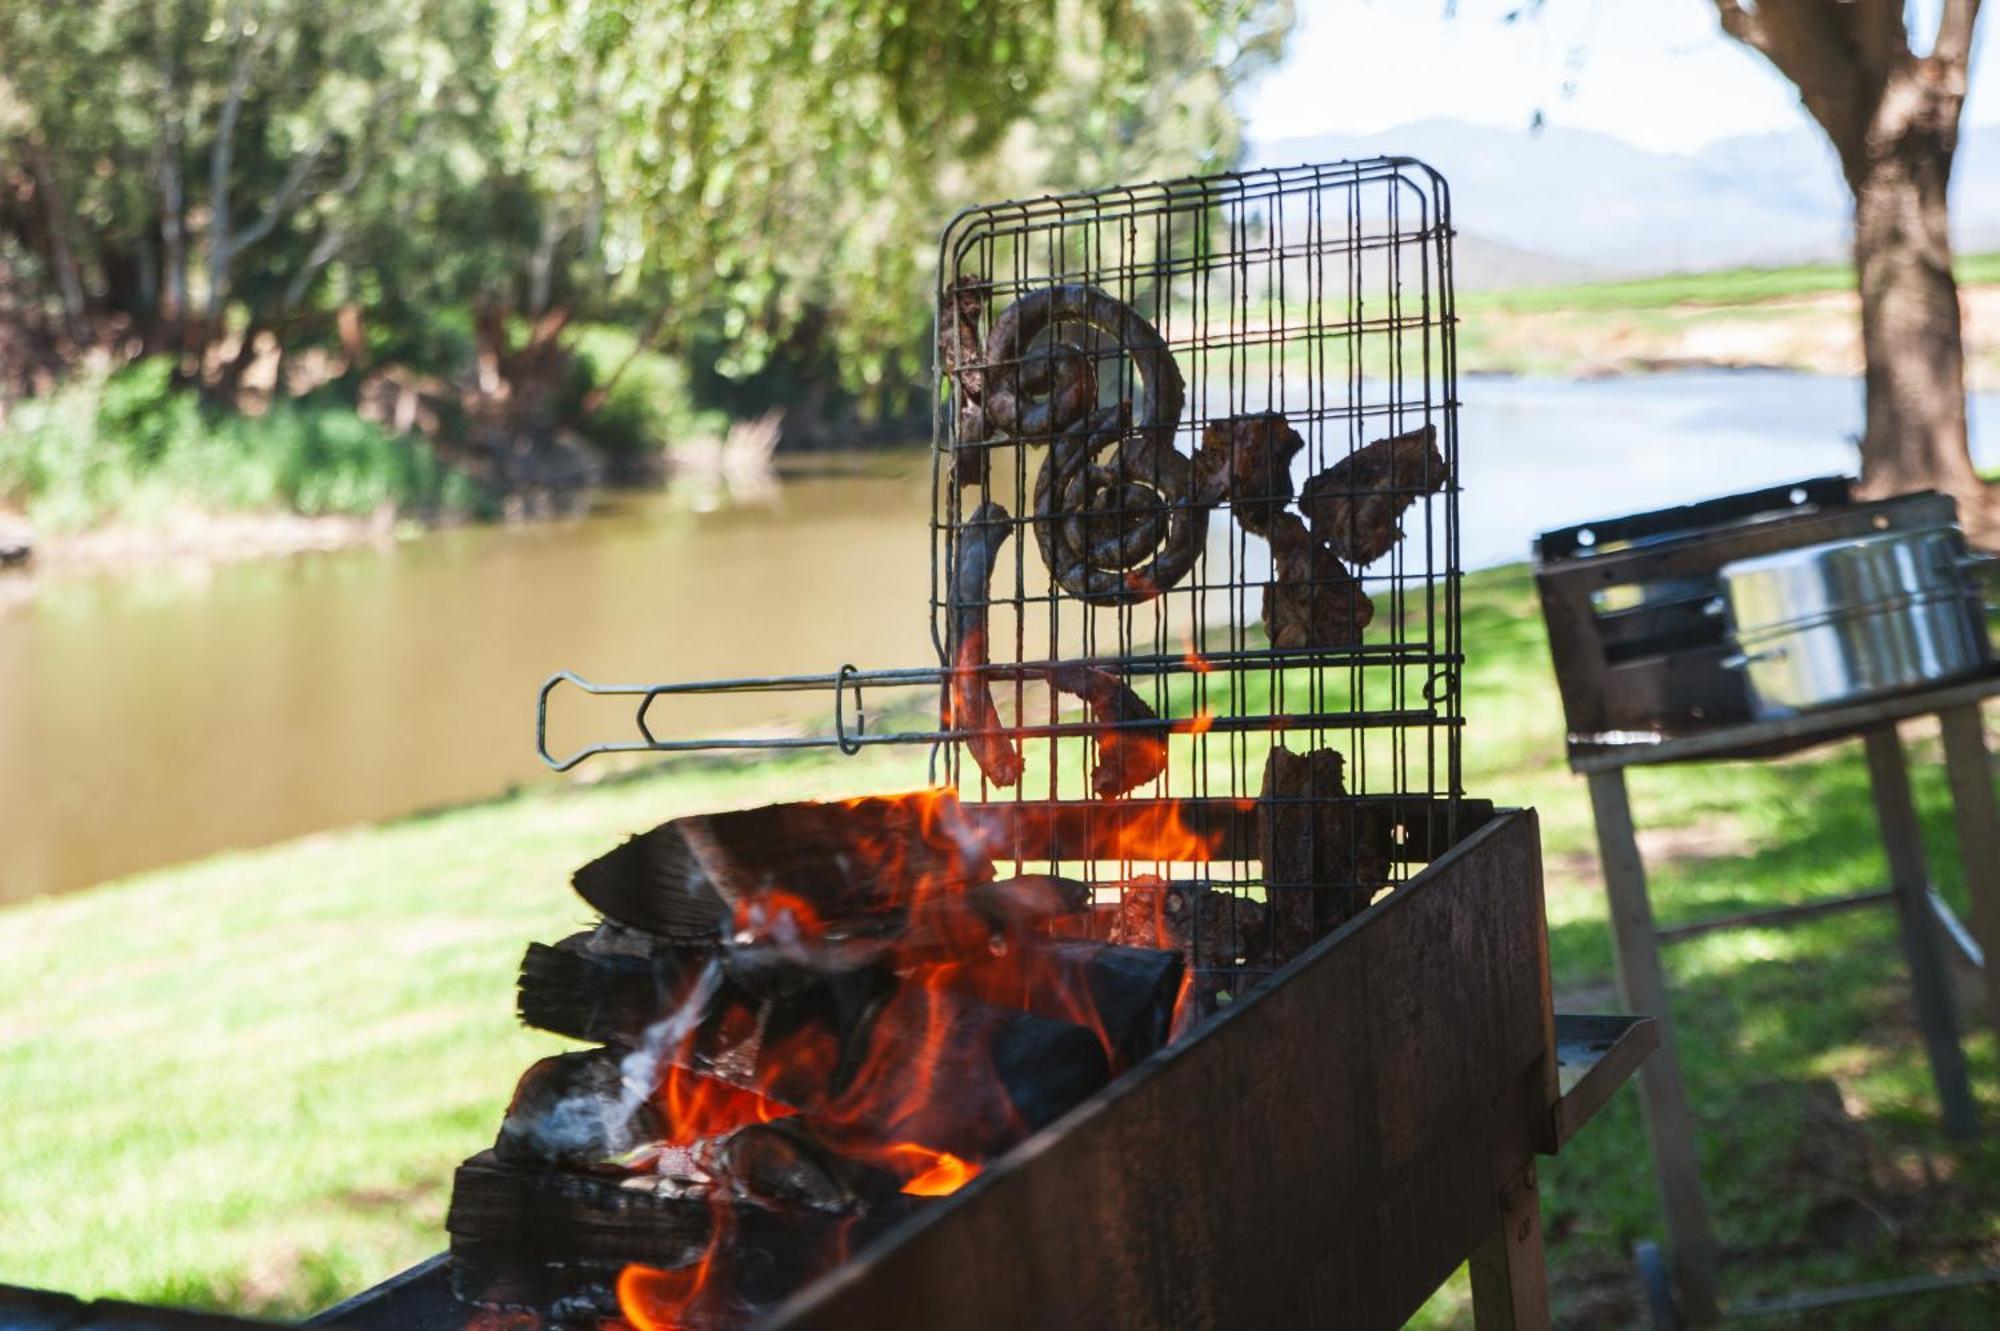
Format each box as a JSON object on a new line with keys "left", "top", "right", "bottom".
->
{"left": 933, "top": 157, "right": 1461, "bottom": 1004}
{"left": 535, "top": 156, "right": 1463, "bottom": 1010}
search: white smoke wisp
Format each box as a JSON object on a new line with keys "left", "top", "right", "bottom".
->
{"left": 613, "top": 955, "right": 724, "bottom": 1136}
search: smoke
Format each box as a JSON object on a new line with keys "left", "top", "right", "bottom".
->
{"left": 614, "top": 955, "right": 724, "bottom": 1135}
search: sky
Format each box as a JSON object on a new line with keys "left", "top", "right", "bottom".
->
{"left": 1242, "top": 0, "right": 2000, "bottom": 154}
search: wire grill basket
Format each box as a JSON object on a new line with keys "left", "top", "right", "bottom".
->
{"left": 539, "top": 156, "right": 1463, "bottom": 1005}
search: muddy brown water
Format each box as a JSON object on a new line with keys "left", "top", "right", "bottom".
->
{"left": 0, "top": 458, "right": 941, "bottom": 902}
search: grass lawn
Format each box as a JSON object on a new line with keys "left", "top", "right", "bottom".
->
{"left": 3, "top": 564, "right": 1997, "bottom": 1326}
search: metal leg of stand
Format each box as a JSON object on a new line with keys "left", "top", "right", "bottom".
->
{"left": 1938, "top": 703, "right": 2000, "bottom": 1036}
{"left": 1587, "top": 769, "right": 1722, "bottom": 1326}
{"left": 1863, "top": 725, "right": 1979, "bottom": 1140}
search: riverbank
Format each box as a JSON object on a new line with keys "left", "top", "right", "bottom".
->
{"left": 1458, "top": 253, "right": 2000, "bottom": 382}
{"left": 3, "top": 563, "right": 1995, "bottom": 1326}
{"left": 7, "top": 255, "right": 1999, "bottom": 580}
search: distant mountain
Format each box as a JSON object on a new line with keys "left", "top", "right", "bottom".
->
{"left": 1251, "top": 119, "right": 2000, "bottom": 277}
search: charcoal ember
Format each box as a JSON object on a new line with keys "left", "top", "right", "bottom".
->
{"left": 1102, "top": 874, "right": 1192, "bottom": 950}
{"left": 938, "top": 937, "right": 1184, "bottom": 1071}
{"left": 1192, "top": 411, "right": 1305, "bottom": 536}
{"left": 1192, "top": 888, "right": 1269, "bottom": 969}
{"left": 723, "top": 1119, "right": 862, "bottom": 1211}
{"left": 1256, "top": 745, "right": 1392, "bottom": 963}
{"left": 1299, "top": 423, "right": 1446, "bottom": 566}
{"left": 495, "top": 1049, "right": 663, "bottom": 1169}
{"left": 1262, "top": 511, "right": 1373, "bottom": 650}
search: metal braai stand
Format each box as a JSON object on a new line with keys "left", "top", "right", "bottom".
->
{"left": 293, "top": 159, "right": 1655, "bottom": 1330}
{"left": 1535, "top": 478, "right": 2000, "bottom": 1329}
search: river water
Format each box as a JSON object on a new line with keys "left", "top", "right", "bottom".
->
{"left": 5, "top": 371, "right": 1998, "bottom": 902}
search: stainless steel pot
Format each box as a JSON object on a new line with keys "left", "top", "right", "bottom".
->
{"left": 1719, "top": 525, "right": 1994, "bottom": 715}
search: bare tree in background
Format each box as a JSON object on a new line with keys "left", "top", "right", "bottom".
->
{"left": 1712, "top": 1, "right": 1995, "bottom": 541}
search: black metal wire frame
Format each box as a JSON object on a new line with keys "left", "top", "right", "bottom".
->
{"left": 536, "top": 156, "right": 1462, "bottom": 1002}
{"left": 928, "top": 157, "right": 1461, "bottom": 997}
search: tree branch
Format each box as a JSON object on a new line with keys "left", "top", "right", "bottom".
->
{"left": 227, "top": 125, "right": 334, "bottom": 256}
{"left": 1936, "top": 0, "right": 1984, "bottom": 71}
{"left": 1712, "top": 0, "right": 1905, "bottom": 181}
{"left": 1711, "top": 0, "right": 1762, "bottom": 48}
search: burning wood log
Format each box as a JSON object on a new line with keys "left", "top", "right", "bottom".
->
{"left": 1257, "top": 745, "right": 1392, "bottom": 962}
{"left": 932, "top": 937, "right": 1184, "bottom": 1071}
{"left": 571, "top": 792, "right": 994, "bottom": 940}
{"left": 517, "top": 929, "right": 698, "bottom": 1045}
{"left": 513, "top": 954, "right": 1109, "bottom": 1163}
{"left": 1262, "top": 510, "right": 1374, "bottom": 650}
{"left": 1192, "top": 411, "right": 1305, "bottom": 536}
{"left": 1299, "top": 423, "right": 1447, "bottom": 567}
{"left": 495, "top": 1048, "right": 672, "bottom": 1170}
{"left": 448, "top": 1148, "right": 902, "bottom": 1315}
{"left": 523, "top": 878, "right": 1093, "bottom": 1039}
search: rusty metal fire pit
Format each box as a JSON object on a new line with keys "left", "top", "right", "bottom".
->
{"left": 300, "top": 811, "right": 1652, "bottom": 1331}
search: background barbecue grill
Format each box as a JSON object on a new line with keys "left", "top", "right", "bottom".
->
{"left": 1535, "top": 480, "right": 2000, "bottom": 1326}
{"left": 542, "top": 156, "right": 1464, "bottom": 1005}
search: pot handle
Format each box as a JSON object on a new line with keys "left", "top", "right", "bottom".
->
{"left": 1720, "top": 645, "right": 1787, "bottom": 670}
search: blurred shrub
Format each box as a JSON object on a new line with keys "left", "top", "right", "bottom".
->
{"left": 0, "top": 359, "right": 481, "bottom": 532}
{"left": 567, "top": 324, "right": 725, "bottom": 458}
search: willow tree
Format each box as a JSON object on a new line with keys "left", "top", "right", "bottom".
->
{"left": 1712, "top": 1, "right": 1995, "bottom": 541}
{"left": 486, "top": 0, "right": 1289, "bottom": 401}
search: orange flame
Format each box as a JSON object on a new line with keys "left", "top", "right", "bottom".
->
{"left": 617, "top": 1254, "right": 713, "bottom": 1331}
{"left": 610, "top": 786, "right": 1192, "bottom": 1316}
{"left": 892, "top": 1145, "right": 982, "bottom": 1196}
{"left": 1105, "top": 800, "right": 1222, "bottom": 862}
{"left": 616, "top": 1190, "right": 736, "bottom": 1330}
{"left": 1188, "top": 709, "right": 1216, "bottom": 735}
{"left": 656, "top": 1063, "right": 786, "bottom": 1147}
{"left": 1183, "top": 647, "right": 1214, "bottom": 673}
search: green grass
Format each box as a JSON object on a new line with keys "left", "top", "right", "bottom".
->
{"left": 2, "top": 566, "right": 1997, "bottom": 1325}
{"left": 0, "top": 359, "right": 481, "bottom": 534}
{"left": 1464, "top": 251, "right": 2000, "bottom": 316}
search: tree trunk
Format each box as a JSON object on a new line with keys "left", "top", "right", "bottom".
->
{"left": 24, "top": 142, "right": 89, "bottom": 345}
{"left": 1850, "top": 69, "right": 1999, "bottom": 544}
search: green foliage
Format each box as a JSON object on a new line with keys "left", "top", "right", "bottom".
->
{"left": 0, "top": 361, "right": 480, "bottom": 531}
{"left": 566, "top": 324, "right": 726, "bottom": 456}
{"left": 0, "top": 0, "right": 1290, "bottom": 524}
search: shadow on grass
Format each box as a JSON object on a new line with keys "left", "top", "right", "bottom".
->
{"left": 1536, "top": 737, "right": 2000, "bottom": 1329}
